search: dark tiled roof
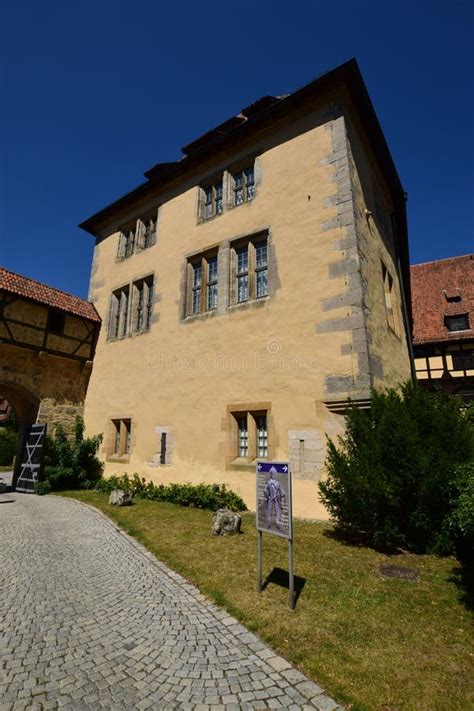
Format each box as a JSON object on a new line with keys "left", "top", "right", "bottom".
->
{"left": 410, "top": 255, "right": 474, "bottom": 345}
{"left": 0, "top": 267, "right": 101, "bottom": 323}
{"left": 80, "top": 59, "right": 407, "bottom": 241}
{"left": 181, "top": 96, "right": 280, "bottom": 156}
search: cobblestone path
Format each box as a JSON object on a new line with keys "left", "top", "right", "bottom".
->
{"left": 0, "top": 493, "right": 341, "bottom": 710}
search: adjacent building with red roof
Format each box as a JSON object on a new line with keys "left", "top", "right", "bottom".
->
{"left": 0, "top": 267, "right": 100, "bottom": 323}
{"left": 411, "top": 254, "right": 474, "bottom": 403}
{"left": 0, "top": 266, "right": 101, "bottom": 488}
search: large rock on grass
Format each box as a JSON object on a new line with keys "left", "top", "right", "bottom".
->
{"left": 212, "top": 509, "right": 241, "bottom": 536}
{"left": 109, "top": 489, "right": 133, "bottom": 506}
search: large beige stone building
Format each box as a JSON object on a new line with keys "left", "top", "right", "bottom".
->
{"left": 81, "top": 59, "right": 412, "bottom": 519}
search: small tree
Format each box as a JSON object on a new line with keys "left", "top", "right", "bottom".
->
{"left": 318, "top": 381, "right": 474, "bottom": 553}
{"left": 41, "top": 416, "right": 103, "bottom": 492}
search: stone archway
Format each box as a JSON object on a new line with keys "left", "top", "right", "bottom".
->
{"left": 0, "top": 382, "right": 40, "bottom": 428}
{"left": 0, "top": 382, "right": 41, "bottom": 491}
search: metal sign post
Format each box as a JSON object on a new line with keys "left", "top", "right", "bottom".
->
{"left": 256, "top": 461, "right": 295, "bottom": 610}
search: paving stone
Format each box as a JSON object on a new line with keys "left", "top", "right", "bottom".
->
{"left": 0, "top": 493, "right": 342, "bottom": 710}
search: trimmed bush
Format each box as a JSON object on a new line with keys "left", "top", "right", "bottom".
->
{"left": 318, "top": 381, "right": 474, "bottom": 553}
{"left": 96, "top": 473, "right": 247, "bottom": 512}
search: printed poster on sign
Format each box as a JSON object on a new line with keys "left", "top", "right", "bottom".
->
{"left": 256, "top": 461, "right": 292, "bottom": 539}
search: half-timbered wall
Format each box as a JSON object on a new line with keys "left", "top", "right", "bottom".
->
{"left": 0, "top": 292, "right": 99, "bottom": 435}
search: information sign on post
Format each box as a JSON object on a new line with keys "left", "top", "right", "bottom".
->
{"left": 256, "top": 461, "right": 295, "bottom": 609}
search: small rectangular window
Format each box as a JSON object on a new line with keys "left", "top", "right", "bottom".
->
{"left": 108, "top": 285, "right": 130, "bottom": 340}
{"left": 381, "top": 262, "right": 400, "bottom": 336}
{"left": 232, "top": 409, "right": 269, "bottom": 461}
{"left": 186, "top": 251, "right": 218, "bottom": 316}
{"left": 133, "top": 275, "right": 154, "bottom": 333}
{"left": 160, "top": 432, "right": 167, "bottom": 465}
{"left": 144, "top": 216, "right": 157, "bottom": 248}
{"left": 452, "top": 350, "right": 474, "bottom": 370}
{"left": 47, "top": 309, "right": 66, "bottom": 335}
{"left": 256, "top": 415, "right": 268, "bottom": 458}
{"left": 255, "top": 240, "right": 268, "bottom": 298}
{"left": 233, "top": 165, "right": 255, "bottom": 206}
{"left": 231, "top": 233, "right": 269, "bottom": 306}
{"left": 237, "top": 415, "right": 249, "bottom": 457}
{"left": 113, "top": 420, "right": 121, "bottom": 455}
{"left": 203, "top": 181, "right": 223, "bottom": 220}
{"left": 111, "top": 418, "right": 131, "bottom": 457}
{"left": 236, "top": 246, "right": 249, "bottom": 303}
{"left": 207, "top": 256, "right": 218, "bottom": 310}
{"left": 118, "top": 211, "right": 158, "bottom": 259}
{"left": 446, "top": 314, "right": 470, "bottom": 332}
{"left": 192, "top": 262, "right": 202, "bottom": 314}
{"left": 125, "top": 226, "right": 136, "bottom": 258}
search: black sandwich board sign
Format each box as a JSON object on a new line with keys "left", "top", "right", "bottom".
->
{"left": 15, "top": 424, "right": 47, "bottom": 493}
{"left": 256, "top": 461, "right": 295, "bottom": 609}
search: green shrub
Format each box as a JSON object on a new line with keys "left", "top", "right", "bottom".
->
{"left": 96, "top": 473, "right": 145, "bottom": 495}
{"left": 448, "top": 462, "right": 474, "bottom": 562}
{"left": 35, "top": 480, "right": 51, "bottom": 496}
{"left": 318, "top": 381, "right": 474, "bottom": 554}
{"left": 96, "top": 473, "right": 247, "bottom": 512}
{"left": 0, "top": 428, "right": 18, "bottom": 466}
{"left": 42, "top": 417, "right": 103, "bottom": 491}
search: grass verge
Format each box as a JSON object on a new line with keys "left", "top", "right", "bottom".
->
{"left": 57, "top": 491, "right": 473, "bottom": 711}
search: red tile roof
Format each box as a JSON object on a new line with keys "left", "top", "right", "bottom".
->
{"left": 0, "top": 267, "right": 101, "bottom": 323}
{"left": 410, "top": 255, "right": 474, "bottom": 345}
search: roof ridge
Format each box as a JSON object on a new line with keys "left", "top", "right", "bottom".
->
{"left": 411, "top": 254, "right": 474, "bottom": 268}
{"left": 0, "top": 266, "right": 100, "bottom": 323}
{"left": 0, "top": 266, "right": 93, "bottom": 305}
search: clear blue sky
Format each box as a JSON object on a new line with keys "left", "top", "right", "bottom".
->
{"left": 1, "top": 0, "right": 473, "bottom": 299}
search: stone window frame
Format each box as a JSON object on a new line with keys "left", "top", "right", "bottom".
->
{"left": 229, "top": 231, "right": 269, "bottom": 306}
{"left": 184, "top": 248, "right": 220, "bottom": 318}
{"left": 196, "top": 156, "right": 259, "bottom": 224}
{"left": 116, "top": 208, "right": 158, "bottom": 260}
{"left": 197, "top": 177, "right": 224, "bottom": 223}
{"left": 107, "top": 284, "right": 130, "bottom": 340}
{"left": 148, "top": 426, "right": 174, "bottom": 467}
{"left": 107, "top": 273, "right": 155, "bottom": 341}
{"left": 381, "top": 261, "right": 401, "bottom": 337}
{"left": 132, "top": 275, "right": 155, "bottom": 333}
{"left": 228, "top": 161, "right": 256, "bottom": 209}
{"left": 224, "top": 403, "right": 275, "bottom": 471}
{"left": 182, "top": 229, "right": 272, "bottom": 323}
{"left": 105, "top": 416, "right": 135, "bottom": 463}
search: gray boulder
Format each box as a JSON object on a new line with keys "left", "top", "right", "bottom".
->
{"left": 212, "top": 508, "right": 241, "bottom": 536}
{"left": 109, "top": 489, "right": 133, "bottom": 506}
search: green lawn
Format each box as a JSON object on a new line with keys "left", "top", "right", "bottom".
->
{"left": 0, "top": 465, "right": 13, "bottom": 472}
{"left": 57, "top": 491, "right": 473, "bottom": 711}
